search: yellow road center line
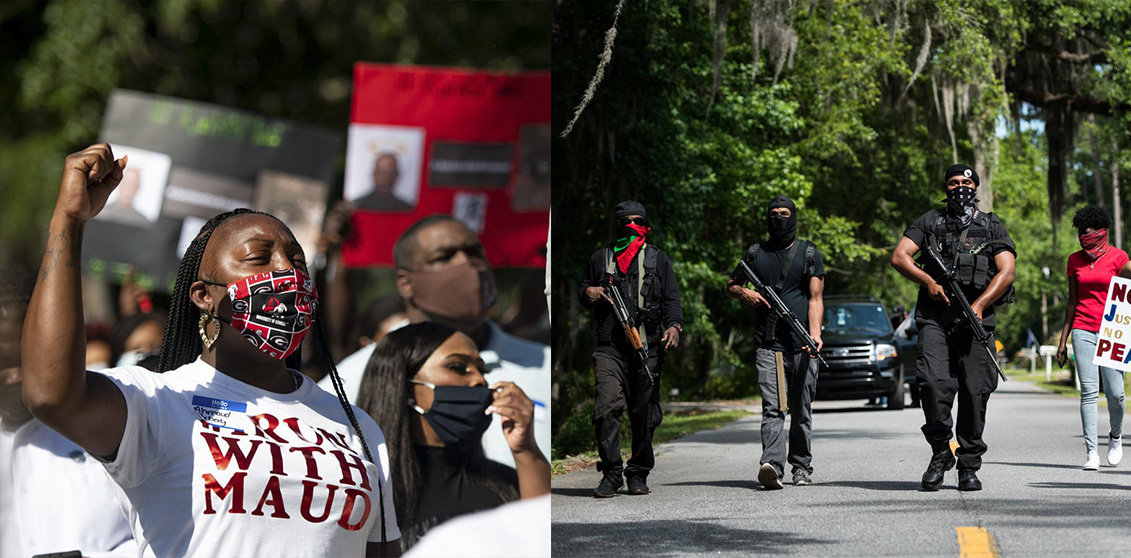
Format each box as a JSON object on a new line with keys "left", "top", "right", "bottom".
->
{"left": 956, "top": 526, "right": 999, "bottom": 558}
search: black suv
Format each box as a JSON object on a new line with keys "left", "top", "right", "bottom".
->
{"left": 815, "top": 296, "right": 913, "bottom": 410}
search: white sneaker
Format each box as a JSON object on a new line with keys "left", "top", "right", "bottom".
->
{"left": 1109, "top": 436, "right": 1123, "bottom": 466}
{"left": 1084, "top": 450, "right": 1100, "bottom": 470}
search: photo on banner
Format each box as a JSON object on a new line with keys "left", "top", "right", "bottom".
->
{"left": 94, "top": 144, "right": 172, "bottom": 228}
{"left": 85, "top": 89, "right": 339, "bottom": 291}
{"left": 341, "top": 64, "right": 550, "bottom": 268}
{"left": 343, "top": 124, "right": 425, "bottom": 212}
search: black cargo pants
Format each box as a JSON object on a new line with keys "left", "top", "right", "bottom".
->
{"left": 916, "top": 319, "right": 1000, "bottom": 471}
{"left": 592, "top": 351, "right": 663, "bottom": 482}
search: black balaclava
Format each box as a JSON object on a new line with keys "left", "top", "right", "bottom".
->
{"left": 766, "top": 195, "right": 797, "bottom": 249}
{"left": 943, "top": 164, "right": 979, "bottom": 229}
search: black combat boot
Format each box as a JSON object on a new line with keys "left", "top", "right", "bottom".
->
{"left": 627, "top": 476, "right": 650, "bottom": 495}
{"left": 958, "top": 469, "right": 982, "bottom": 491}
{"left": 594, "top": 474, "right": 624, "bottom": 498}
{"left": 921, "top": 448, "right": 956, "bottom": 491}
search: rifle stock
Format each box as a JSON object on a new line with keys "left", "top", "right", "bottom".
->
{"left": 922, "top": 240, "right": 1008, "bottom": 382}
{"left": 735, "top": 259, "right": 828, "bottom": 368}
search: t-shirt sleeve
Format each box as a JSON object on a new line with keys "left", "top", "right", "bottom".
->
{"left": 1116, "top": 248, "right": 1130, "bottom": 272}
{"left": 989, "top": 215, "right": 1017, "bottom": 256}
{"left": 1067, "top": 251, "right": 1080, "bottom": 278}
{"left": 357, "top": 412, "right": 402, "bottom": 543}
{"left": 902, "top": 211, "right": 933, "bottom": 248}
{"left": 808, "top": 244, "right": 826, "bottom": 278}
{"left": 94, "top": 366, "right": 162, "bottom": 489}
{"left": 731, "top": 244, "right": 758, "bottom": 281}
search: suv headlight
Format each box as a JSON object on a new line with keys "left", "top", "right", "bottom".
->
{"left": 876, "top": 343, "right": 898, "bottom": 361}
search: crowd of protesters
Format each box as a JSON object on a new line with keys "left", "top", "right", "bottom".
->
{"left": 1, "top": 144, "right": 550, "bottom": 557}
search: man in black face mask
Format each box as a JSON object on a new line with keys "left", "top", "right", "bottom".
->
{"left": 580, "top": 200, "right": 683, "bottom": 497}
{"left": 891, "top": 164, "right": 1016, "bottom": 492}
{"left": 726, "top": 195, "right": 826, "bottom": 490}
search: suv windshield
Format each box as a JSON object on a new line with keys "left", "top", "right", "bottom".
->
{"left": 822, "top": 303, "right": 892, "bottom": 335}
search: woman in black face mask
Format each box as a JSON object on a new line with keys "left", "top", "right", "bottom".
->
{"left": 355, "top": 322, "right": 549, "bottom": 550}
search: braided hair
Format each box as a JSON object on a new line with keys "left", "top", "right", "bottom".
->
{"left": 156, "top": 208, "right": 386, "bottom": 548}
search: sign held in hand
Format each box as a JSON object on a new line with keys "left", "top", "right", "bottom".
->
{"left": 1093, "top": 277, "right": 1131, "bottom": 372}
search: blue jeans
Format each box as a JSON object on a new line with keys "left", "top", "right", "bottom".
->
{"left": 1072, "top": 329, "right": 1125, "bottom": 453}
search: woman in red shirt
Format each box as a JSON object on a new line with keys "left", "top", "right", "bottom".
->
{"left": 1057, "top": 206, "right": 1131, "bottom": 470}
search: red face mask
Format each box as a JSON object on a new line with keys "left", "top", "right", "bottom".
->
{"left": 205, "top": 268, "right": 318, "bottom": 360}
{"left": 1079, "top": 229, "right": 1109, "bottom": 261}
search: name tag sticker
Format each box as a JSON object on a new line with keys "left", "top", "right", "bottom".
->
{"left": 191, "top": 395, "right": 248, "bottom": 432}
{"left": 533, "top": 400, "right": 547, "bottom": 424}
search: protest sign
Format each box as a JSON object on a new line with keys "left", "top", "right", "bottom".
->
{"left": 341, "top": 63, "right": 550, "bottom": 268}
{"left": 84, "top": 90, "right": 338, "bottom": 292}
{"left": 1092, "top": 276, "right": 1131, "bottom": 372}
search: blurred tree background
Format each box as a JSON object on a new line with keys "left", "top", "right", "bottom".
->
{"left": 0, "top": 0, "right": 549, "bottom": 270}
{"left": 552, "top": 0, "right": 1131, "bottom": 440}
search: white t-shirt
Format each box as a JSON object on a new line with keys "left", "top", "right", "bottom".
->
{"left": 322, "top": 320, "right": 551, "bottom": 469}
{"left": 404, "top": 495, "right": 550, "bottom": 558}
{"left": 0, "top": 419, "right": 136, "bottom": 558}
{"left": 99, "top": 359, "right": 400, "bottom": 557}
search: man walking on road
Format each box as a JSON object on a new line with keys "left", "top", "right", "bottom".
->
{"left": 890, "top": 164, "right": 1016, "bottom": 492}
{"left": 579, "top": 201, "right": 683, "bottom": 498}
{"left": 725, "top": 195, "right": 826, "bottom": 490}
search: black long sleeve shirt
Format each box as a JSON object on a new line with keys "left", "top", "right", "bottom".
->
{"left": 578, "top": 244, "right": 683, "bottom": 358}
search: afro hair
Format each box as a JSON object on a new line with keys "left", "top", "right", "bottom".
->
{"left": 1072, "top": 206, "right": 1112, "bottom": 233}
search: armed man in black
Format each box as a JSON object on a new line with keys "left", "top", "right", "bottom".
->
{"left": 725, "top": 195, "right": 825, "bottom": 490}
{"left": 891, "top": 164, "right": 1016, "bottom": 492}
{"left": 579, "top": 201, "right": 683, "bottom": 498}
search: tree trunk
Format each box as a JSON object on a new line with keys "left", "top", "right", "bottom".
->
{"left": 1114, "top": 142, "right": 1123, "bottom": 249}
{"left": 1046, "top": 106, "right": 1075, "bottom": 251}
{"left": 1089, "top": 114, "right": 1105, "bottom": 208}
{"left": 968, "top": 117, "right": 996, "bottom": 213}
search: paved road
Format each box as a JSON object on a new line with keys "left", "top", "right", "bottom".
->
{"left": 551, "top": 379, "right": 1131, "bottom": 556}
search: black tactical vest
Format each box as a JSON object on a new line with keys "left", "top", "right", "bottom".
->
{"left": 926, "top": 210, "right": 1014, "bottom": 304}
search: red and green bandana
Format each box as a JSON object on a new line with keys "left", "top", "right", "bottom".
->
{"left": 1080, "top": 228, "right": 1110, "bottom": 261}
{"left": 614, "top": 223, "right": 651, "bottom": 274}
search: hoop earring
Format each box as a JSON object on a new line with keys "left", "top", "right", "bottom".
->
{"left": 199, "top": 313, "right": 220, "bottom": 350}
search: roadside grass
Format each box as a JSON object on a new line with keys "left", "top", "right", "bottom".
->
{"left": 551, "top": 409, "right": 751, "bottom": 477}
{"left": 1005, "top": 365, "right": 1083, "bottom": 398}
{"left": 1004, "top": 364, "right": 1131, "bottom": 406}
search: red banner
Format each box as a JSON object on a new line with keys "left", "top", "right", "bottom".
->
{"left": 341, "top": 63, "right": 550, "bottom": 268}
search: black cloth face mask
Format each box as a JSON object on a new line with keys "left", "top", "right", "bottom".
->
{"left": 767, "top": 214, "right": 796, "bottom": 248}
{"left": 409, "top": 381, "right": 494, "bottom": 449}
{"left": 945, "top": 186, "right": 978, "bottom": 229}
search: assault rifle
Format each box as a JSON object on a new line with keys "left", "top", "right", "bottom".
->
{"left": 922, "top": 240, "right": 1008, "bottom": 382}
{"left": 735, "top": 260, "right": 828, "bottom": 368}
{"left": 603, "top": 280, "right": 657, "bottom": 386}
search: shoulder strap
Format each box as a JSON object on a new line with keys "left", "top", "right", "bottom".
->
{"left": 775, "top": 242, "right": 800, "bottom": 290}
{"left": 605, "top": 247, "right": 615, "bottom": 277}
{"left": 637, "top": 247, "right": 646, "bottom": 309}
{"left": 638, "top": 245, "right": 659, "bottom": 309}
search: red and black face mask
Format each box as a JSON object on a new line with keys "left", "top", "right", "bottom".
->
{"left": 203, "top": 268, "right": 318, "bottom": 360}
{"left": 1080, "top": 228, "right": 1110, "bottom": 261}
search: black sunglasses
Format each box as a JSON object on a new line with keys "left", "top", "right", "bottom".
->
{"left": 619, "top": 217, "right": 648, "bottom": 226}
